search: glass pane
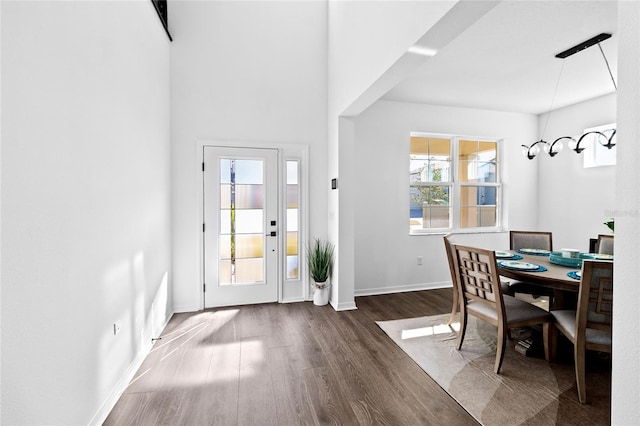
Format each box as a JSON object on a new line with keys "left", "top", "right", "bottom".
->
{"left": 460, "top": 207, "right": 478, "bottom": 228}
{"left": 220, "top": 184, "right": 264, "bottom": 209}
{"left": 286, "top": 159, "right": 300, "bottom": 282}
{"left": 220, "top": 234, "right": 264, "bottom": 259}
{"left": 220, "top": 209, "right": 264, "bottom": 234}
{"left": 410, "top": 137, "right": 428, "bottom": 155}
{"left": 477, "top": 162, "right": 496, "bottom": 183}
{"left": 220, "top": 159, "right": 231, "bottom": 184}
{"left": 410, "top": 136, "right": 451, "bottom": 184}
{"left": 459, "top": 140, "right": 497, "bottom": 182}
{"left": 235, "top": 258, "right": 264, "bottom": 283}
{"left": 287, "top": 232, "right": 298, "bottom": 255}
{"left": 287, "top": 255, "right": 299, "bottom": 280}
{"left": 423, "top": 206, "right": 450, "bottom": 229}
{"left": 218, "top": 157, "right": 267, "bottom": 286}
{"left": 429, "top": 138, "right": 451, "bottom": 156}
{"left": 461, "top": 186, "right": 497, "bottom": 206}
{"left": 459, "top": 206, "right": 497, "bottom": 228}
{"left": 410, "top": 185, "right": 450, "bottom": 206}
{"left": 459, "top": 160, "right": 476, "bottom": 183}
{"left": 286, "top": 161, "right": 298, "bottom": 184}
{"left": 479, "top": 141, "right": 497, "bottom": 162}
{"left": 219, "top": 260, "right": 232, "bottom": 285}
{"left": 460, "top": 186, "right": 497, "bottom": 228}
{"left": 428, "top": 161, "right": 450, "bottom": 182}
{"left": 234, "top": 159, "right": 263, "bottom": 184}
{"left": 287, "top": 208, "right": 298, "bottom": 232}
{"left": 287, "top": 185, "right": 298, "bottom": 208}
{"left": 219, "top": 258, "right": 265, "bottom": 285}
{"left": 459, "top": 140, "right": 478, "bottom": 160}
{"left": 479, "top": 206, "right": 497, "bottom": 227}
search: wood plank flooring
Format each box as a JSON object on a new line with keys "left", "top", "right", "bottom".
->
{"left": 104, "top": 289, "right": 478, "bottom": 425}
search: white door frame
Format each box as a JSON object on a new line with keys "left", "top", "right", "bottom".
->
{"left": 196, "top": 140, "right": 310, "bottom": 310}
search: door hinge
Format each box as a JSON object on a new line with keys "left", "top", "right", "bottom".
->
{"left": 202, "top": 162, "right": 205, "bottom": 172}
{"left": 203, "top": 223, "right": 205, "bottom": 232}
{"left": 203, "top": 283, "right": 206, "bottom": 292}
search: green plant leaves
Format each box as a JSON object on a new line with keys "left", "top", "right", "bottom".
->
{"left": 307, "top": 238, "right": 335, "bottom": 283}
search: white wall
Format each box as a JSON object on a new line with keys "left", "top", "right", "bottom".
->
{"left": 1, "top": 1, "right": 172, "bottom": 424}
{"left": 327, "top": 0, "right": 453, "bottom": 309}
{"left": 612, "top": 1, "right": 640, "bottom": 422}
{"left": 327, "top": 1, "right": 499, "bottom": 309}
{"left": 537, "top": 93, "right": 616, "bottom": 251}
{"left": 353, "top": 100, "right": 538, "bottom": 295}
{"left": 328, "top": 1, "right": 456, "bottom": 116}
{"left": 170, "top": 1, "right": 328, "bottom": 311}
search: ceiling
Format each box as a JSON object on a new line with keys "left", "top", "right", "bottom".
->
{"left": 382, "top": 1, "right": 619, "bottom": 115}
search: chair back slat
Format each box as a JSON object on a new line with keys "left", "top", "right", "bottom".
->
{"left": 453, "top": 244, "right": 502, "bottom": 309}
{"left": 510, "top": 230, "right": 553, "bottom": 251}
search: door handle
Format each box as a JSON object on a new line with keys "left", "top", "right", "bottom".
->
{"left": 266, "top": 231, "right": 277, "bottom": 237}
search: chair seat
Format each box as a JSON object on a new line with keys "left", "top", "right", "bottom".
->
{"left": 467, "top": 295, "right": 551, "bottom": 324}
{"left": 551, "top": 310, "right": 612, "bottom": 346}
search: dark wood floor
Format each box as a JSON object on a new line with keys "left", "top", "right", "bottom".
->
{"left": 104, "top": 289, "right": 478, "bottom": 425}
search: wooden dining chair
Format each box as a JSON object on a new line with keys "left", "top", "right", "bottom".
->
{"left": 443, "top": 234, "right": 511, "bottom": 325}
{"left": 549, "top": 260, "right": 613, "bottom": 403}
{"left": 596, "top": 234, "right": 614, "bottom": 255}
{"left": 443, "top": 235, "right": 460, "bottom": 325}
{"left": 510, "top": 230, "right": 553, "bottom": 252}
{"left": 506, "top": 230, "right": 555, "bottom": 302}
{"left": 451, "top": 243, "right": 552, "bottom": 374}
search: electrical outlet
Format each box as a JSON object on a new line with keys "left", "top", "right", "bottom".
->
{"left": 113, "top": 321, "right": 122, "bottom": 336}
{"left": 417, "top": 256, "right": 423, "bottom": 266}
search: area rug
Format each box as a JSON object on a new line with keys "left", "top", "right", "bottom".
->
{"left": 376, "top": 314, "right": 610, "bottom": 425}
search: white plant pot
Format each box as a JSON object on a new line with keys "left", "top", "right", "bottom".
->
{"left": 313, "top": 282, "right": 330, "bottom": 306}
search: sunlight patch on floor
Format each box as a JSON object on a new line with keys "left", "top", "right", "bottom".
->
{"left": 401, "top": 322, "right": 460, "bottom": 340}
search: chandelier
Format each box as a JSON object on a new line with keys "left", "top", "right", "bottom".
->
{"left": 522, "top": 33, "right": 617, "bottom": 160}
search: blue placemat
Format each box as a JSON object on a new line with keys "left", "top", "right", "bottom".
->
{"left": 516, "top": 248, "right": 551, "bottom": 256}
{"left": 567, "top": 271, "right": 581, "bottom": 280}
{"left": 497, "top": 261, "right": 548, "bottom": 272}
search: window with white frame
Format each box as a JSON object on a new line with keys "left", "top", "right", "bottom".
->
{"left": 582, "top": 123, "right": 616, "bottom": 168}
{"left": 410, "top": 133, "right": 501, "bottom": 234}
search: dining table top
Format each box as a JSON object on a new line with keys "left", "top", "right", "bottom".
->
{"left": 496, "top": 251, "right": 583, "bottom": 292}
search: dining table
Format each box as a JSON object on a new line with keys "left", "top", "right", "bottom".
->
{"left": 494, "top": 249, "right": 612, "bottom": 310}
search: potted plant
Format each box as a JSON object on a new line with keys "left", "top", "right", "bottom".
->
{"left": 307, "top": 238, "right": 335, "bottom": 306}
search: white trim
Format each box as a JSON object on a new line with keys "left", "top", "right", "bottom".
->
{"left": 89, "top": 312, "right": 174, "bottom": 426}
{"left": 355, "top": 281, "right": 453, "bottom": 297}
{"left": 196, "top": 139, "right": 310, "bottom": 309}
{"left": 331, "top": 300, "right": 358, "bottom": 311}
{"left": 281, "top": 296, "right": 306, "bottom": 304}
{"left": 172, "top": 304, "right": 202, "bottom": 314}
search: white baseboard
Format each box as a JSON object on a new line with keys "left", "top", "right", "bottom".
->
{"left": 354, "top": 281, "right": 453, "bottom": 297}
{"left": 331, "top": 300, "right": 358, "bottom": 311}
{"left": 172, "top": 304, "right": 201, "bottom": 313}
{"left": 281, "top": 297, "right": 306, "bottom": 304}
{"left": 89, "top": 311, "right": 174, "bottom": 426}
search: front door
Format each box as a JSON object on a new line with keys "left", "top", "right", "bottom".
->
{"left": 203, "top": 146, "right": 279, "bottom": 308}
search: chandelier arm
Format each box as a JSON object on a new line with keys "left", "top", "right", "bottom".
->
{"left": 548, "top": 136, "right": 573, "bottom": 157}
{"left": 522, "top": 140, "right": 548, "bottom": 160}
{"left": 575, "top": 131, "right": 607, "bottom": 153}
{"left": 605, "top": 129, "right": 616, "bottom": 149}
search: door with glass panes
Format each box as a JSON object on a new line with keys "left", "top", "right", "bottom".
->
{"left": 203, "top": 147, "right": 279, "bottom": 308}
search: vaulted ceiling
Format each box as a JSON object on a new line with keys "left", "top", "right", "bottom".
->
{"left": 382, "top": 1, "right": 618, "bottom": 115}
